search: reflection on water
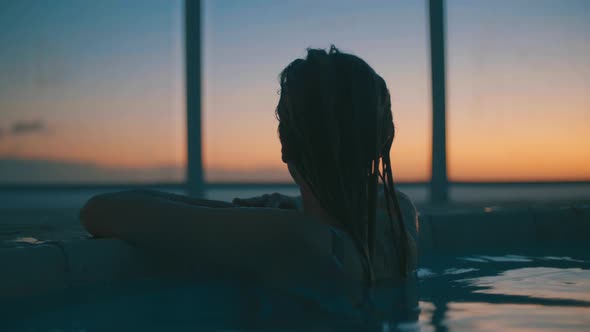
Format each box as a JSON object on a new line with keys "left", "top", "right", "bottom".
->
{"left": 473, "top": 255, "right": 533, "bottom": 262}
{"left": 543, "top": 256, "right": 585, "bottom": 263}
{"left": 419, "top": 300, "right": 590, "bottom": 332}
{"left": 417, "top": 268, "right": 437, "bottom": 278}
{"left": 460, "top": 267, "right": 590, "bottom": 303}
{"left": 441, "top": 302, "right": 589, "bottom": 332}
{"left": 444, "top": 268, "right": 479, "bottom": 275}
{"left": 10, "top": 236, "right": 42, "bottom": 245}
{"left": 4, "top": 252, "right": 589, "bottom": 331}
{"left": 415, "top": 253, "right": 590, "bottom": 332}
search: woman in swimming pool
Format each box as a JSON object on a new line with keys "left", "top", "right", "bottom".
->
{"left": 80, "top": 46, "right": 418, "bottom": 285}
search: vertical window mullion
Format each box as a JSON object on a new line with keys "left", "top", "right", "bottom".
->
{"left": 429, "top": 0, "right": 449, "bottom": 203}
{"left": 185, "top": 0, "right": 204, "bottom": 197}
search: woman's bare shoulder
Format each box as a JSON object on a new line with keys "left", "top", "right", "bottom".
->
{"left": 396, "top": 190, "right": 419, "bottom": 239}
{"left": 374, "top": 190, "right": 419, "bottom": 278}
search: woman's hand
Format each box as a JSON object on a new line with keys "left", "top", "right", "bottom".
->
{"left": 232, "top": 193, "right": 301, "bottom": 210}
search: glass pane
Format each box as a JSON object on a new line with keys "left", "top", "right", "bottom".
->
{"left": 447, "top": 0, "right": 590, "bottom": 182}
{"left": 203, "top": 0, "right": 431, "bottom": 183}
{"left": 0, "top": 0, "right": 185, "bottom": 184}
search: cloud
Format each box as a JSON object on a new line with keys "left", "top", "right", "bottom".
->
{"left": 11, "top": 120, "right": 47, "bottom": 135}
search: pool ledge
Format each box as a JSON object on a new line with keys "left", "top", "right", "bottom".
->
{"left": 420, "top": 205, "right": 590, "bottom": 251}
{"left": 0, "top": 239, "right": 155, "bottom": 299}
{"left": 1, "top": 205, "right": 588, "bottom": 299}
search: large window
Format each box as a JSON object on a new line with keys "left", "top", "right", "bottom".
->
{"left": 2, "top": 0, "right": 587, "bottom": 205}
{"left": 0, "top": 0, "right": 185, "bottom": 184}
{"left": 202, "top": 0, "right": 431, "bottom": 183}
{"left": 447, "top": 0, "right": 590, "bottom": 182}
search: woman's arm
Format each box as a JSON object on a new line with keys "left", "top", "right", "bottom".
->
{"left": 123, "top": 189, "right": 236, "bottom": 208}
{"left": 79, "top": 190, "right": 354, "bottom": 282}
{"left": 80, "top": 189, "right": 237, "bottom": 238}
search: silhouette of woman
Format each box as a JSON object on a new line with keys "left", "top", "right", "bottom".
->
{"left": 80, "top": 46, "right": 418, "bottom": 285}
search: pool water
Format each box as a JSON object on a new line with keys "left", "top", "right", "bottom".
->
{"left": 416, "top": 250, "right": 590, "bottom": 332}
{"left": 3, "top": 248, "right": 589, "bottom": 331}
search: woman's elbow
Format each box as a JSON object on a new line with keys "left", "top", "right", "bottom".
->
{"left": 80, "top": 193, "right": 116, "bottom": 238}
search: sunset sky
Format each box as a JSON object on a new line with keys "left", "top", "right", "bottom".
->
{"left": 0, "top": 0, "right": 588, "bottom": 183}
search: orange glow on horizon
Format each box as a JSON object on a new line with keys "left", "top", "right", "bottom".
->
{"left": 2, "top": 85, "right": 588, "bottom": 182}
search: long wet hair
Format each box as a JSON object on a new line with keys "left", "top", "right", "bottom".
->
{"left": 276, "top": 46, "right": 411, "bottom": 284}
